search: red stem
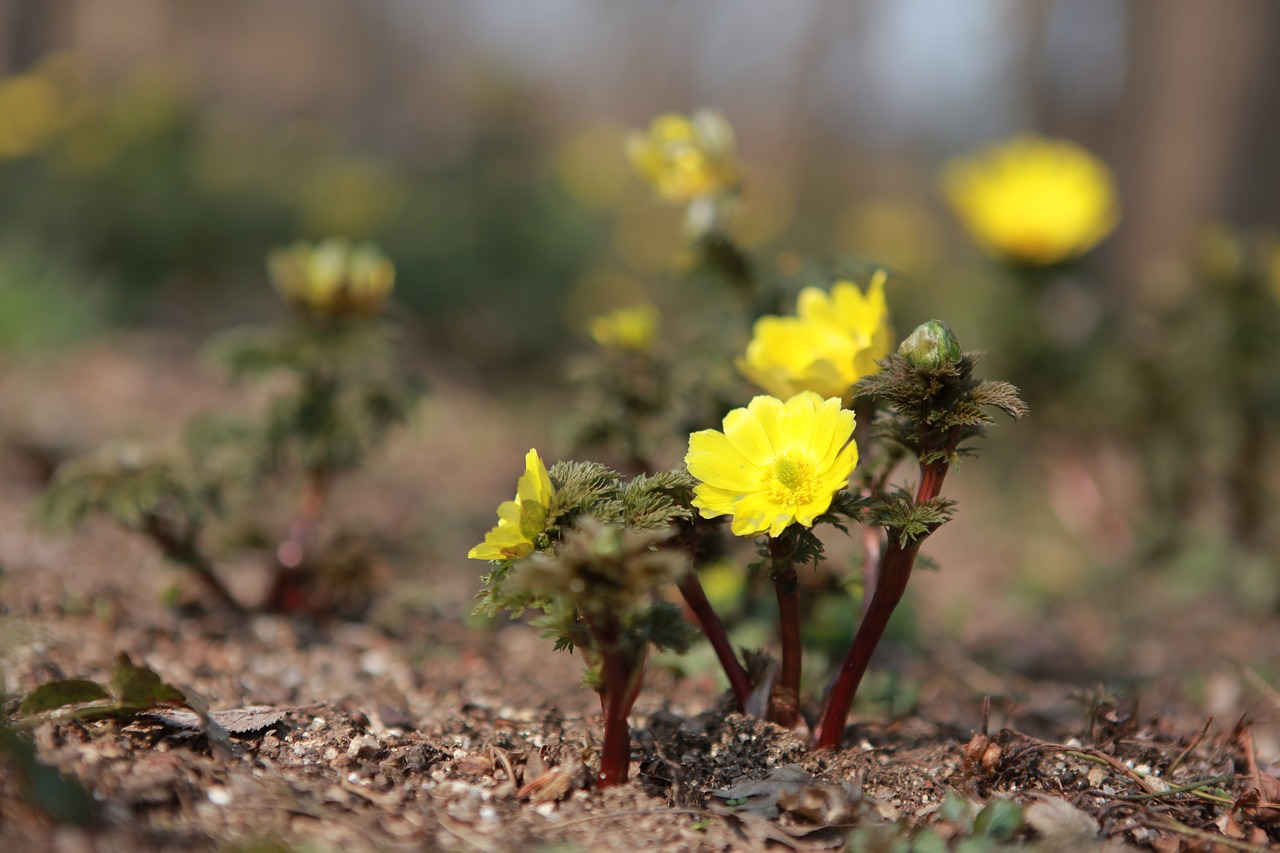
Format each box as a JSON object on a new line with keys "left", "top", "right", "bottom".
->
{"left": 813, "top": 537, "right": 920, "bottom": 750}
{"left": 595, "top": 644, "right": 645, "bottom": 788}
{"left": 766, "top": 536, "right": 803, "bottom": 725}
{"left": 276, "top": 468, "right": 330, "bottom": 569}
{"left": 772, "top": 571, "right": 801, "bottom": 703}
{"left": 860, "top": 525, "right": 883, "bottom": 620}
{"left": 677, "top": 571, "right": 752, "bottom": 710}
{"left": 814, "top": 451, "right": 954, "bottom": 751}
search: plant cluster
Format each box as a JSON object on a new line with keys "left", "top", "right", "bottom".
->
{"left": 470, "top": 110, "right": 1027, "bottom": 785}
{"left": 37, "top": 239, "right": 418, "bottom": 615}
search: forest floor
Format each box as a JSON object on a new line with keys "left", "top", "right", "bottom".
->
{"left": 2, "top": 338, "right": 1279, "bottom": 852}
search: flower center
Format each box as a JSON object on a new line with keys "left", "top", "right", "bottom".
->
{"left": 762, "top": 451, "right": 817, "bottom": 506}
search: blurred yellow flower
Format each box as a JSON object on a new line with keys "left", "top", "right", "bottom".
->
{"left": 626, "top": 109, "right": 740, "bottom": 204}
{"left": 0, "top": 68, "right": 70, "bottom": 159}
{"left": 268, "top": 238, "right": 395, "bottom": 320}
{"left": 737, "top": 271, "right": 892, "bottom": 400}
{"left": 686, "top": 393, "right": 858, "bottom": 537}
{"left": 588, "top": 304, "right": 660, "bottom": 353}
{"left": 942, "top": 135, "right": 1119, "bottom": 266}
{"left": 468, "top": 449, "right": 555, "bottom": 561}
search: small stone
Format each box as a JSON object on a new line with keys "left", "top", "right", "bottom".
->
{"left": 347, "top": 734, "right": 380, "bottom": 760}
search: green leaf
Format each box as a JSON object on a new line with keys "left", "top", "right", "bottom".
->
{"left": 18, "top": 679, "right": 111, "bottom": 715}
{"left": 109, "top": 653, "right": 186, "bottom": 710}
{"left": 972, "top": 798, "right": 1024, "bottom": 841}
{"left": 0, "top": 724, "right": 95, "bottom": 825}
{"left": 909, "top": 828, "right": 950, "bottom": 853}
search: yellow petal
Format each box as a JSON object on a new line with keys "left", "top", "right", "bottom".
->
{"left": 686, "top": 430, "right": 759, "bottom": 491}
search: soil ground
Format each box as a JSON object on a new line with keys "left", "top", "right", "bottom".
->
{"left": 2, "top": 339, "right": 1279, "bottom": 852}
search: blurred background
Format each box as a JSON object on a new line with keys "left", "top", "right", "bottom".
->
{"left": 1, "top": 0, "right": 1278, "bottom": 732}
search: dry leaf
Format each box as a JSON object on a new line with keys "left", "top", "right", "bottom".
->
{"left": 140, "top": 705, "right": 286, "bottom": 734}
{"left": 1024, "top": 794, "right": 1101, "bottom": 840}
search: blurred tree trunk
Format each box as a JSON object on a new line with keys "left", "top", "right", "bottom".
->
{"left": 1114, "top": 0, "right": 1274, "bottom": 300}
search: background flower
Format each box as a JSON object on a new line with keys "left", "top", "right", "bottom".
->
{"left": 588, "top": 303, "right": 660, "bottom": 353}
{"left": 686, "top": 392, "right": 858, "bottom": 537}
{"left": 737, "top": 273, "right": 892, "bottom": 400}
{"left": 941, "top": 134, "right": 1119, "bottom": 266}
{"left": 626, "top": 109, "right": 740, "bottom": 204}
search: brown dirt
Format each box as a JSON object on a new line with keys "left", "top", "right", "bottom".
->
{"left": 2, "top": 342, "right": 1279, "bottom": 852}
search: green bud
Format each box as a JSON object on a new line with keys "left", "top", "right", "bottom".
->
{"left": 899, "top": 320, "right": 961, "bottom": 367}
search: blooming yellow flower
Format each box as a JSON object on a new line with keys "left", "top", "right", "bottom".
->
{"left": 941, "top": 135, "right": 1119, "bottom": 266}
{"left": 736, "top": 272, "right": 892, "bottom": 400}
{"left": 626, "top": 109, "right": 740, "bottom": 204}
{"left": 268, "top": 238, "right": 395, "bottom": 320}
{"left": 686, "top": 393, "right": 858, "bottom": 537}
{"left": 468, "top": 449, "right": 555, "bottom": 562}
{"left": 588, "top": 304, "right": 660, "bottom": 353}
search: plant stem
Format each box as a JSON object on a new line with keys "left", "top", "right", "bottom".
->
{"left": 266, "top": 467, "right": 331, "bottom": 612}
{"left": 676, "top": 570, "right": 752, "bottom": 710}
{"left": 813, "top": 453, "right": 953, "bottom": 751}
{"left": 813, "top": 536, "right": 919, "bottom": 750}
{"left": 859, "top": 525, "right": 883, "bottom": 620}
{"left": 769, "top": 536, "right": 802, "bottom": 719}
{"left": 277, "top": 467, "right": 330, "bottom": 569}
{"left": 595, "top": 639, "right": 645, "bottom": 788}
{"left": 142, "top": 515, "right": 246, "bottom": 614}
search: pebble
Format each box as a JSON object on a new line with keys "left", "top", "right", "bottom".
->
{"left": 347, "top": 734, "right": 380, "bottom": 759}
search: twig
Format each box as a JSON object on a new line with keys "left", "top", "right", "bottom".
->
{"left": 1060, "top": 747, "right": 1231, "bottom": 806}
{"left": 1242, "top": 666, "right": 1280, "bottom": 712}
{"left": 1062, "top": 749, "right": 1160, "bottom": 793}
{"left": 1152, "top": 816, "right": 1272, "bottom": 853}
{"left": 548, "top": 808, "right": 707, "bottom": 830}
{"left": 1166, "top": 716, "right": 1213, "bottom": 776}
{"left": 1117, "top": 775, "right": 1234, "bottom": 803}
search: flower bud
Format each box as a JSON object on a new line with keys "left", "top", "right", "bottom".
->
{"left": 268, "top": 238, "right": 395, "bottom": 320}
{"left": 898, "top": 320, "right": 960, "bottom": 367}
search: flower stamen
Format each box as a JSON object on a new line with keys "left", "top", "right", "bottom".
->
{"left": 761, "top": 451, "right": 816, "bottom": 507}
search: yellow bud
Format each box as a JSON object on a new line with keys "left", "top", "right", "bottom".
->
{"left": 267, "top": 238, "right": 395, "bottom": 320}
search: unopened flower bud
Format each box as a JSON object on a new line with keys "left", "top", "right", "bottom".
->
{"left": 268, "top": 238, "right": 395, "bottom": 320}
{"left": 899, "top": 320, "right": 960, "bottom": 367}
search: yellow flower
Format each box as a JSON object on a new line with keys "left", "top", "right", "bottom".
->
{"left": 268, "top": 238, "right": 395, "bottom": 320}
{"left": 626, "top": 109, "right": 740, "bottom": 203}
{"left": 942, "top": 135, "right": 1119, "bottom": 266}
{"left": 0, "top": 67, "right": 70, "bottom": 159}
{"left": 468, "top": 449, "right": 555, "bottom": 562}
{"left": 686, "top": 393, "right": 858, "bottom": 537}
{"left": 736, "top": 272, "right": 892, "bottom": 400}
{"left": 588, "top": 304, "right": 660, "bottom": 353}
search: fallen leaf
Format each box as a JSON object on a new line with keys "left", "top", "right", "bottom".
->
{"left": 1024, "top": 794, "right": 1101, "bottom": 840}
{"left": 708, "top": 765, "right": 818, "bottom": 818}
{"left": 1233, "top": 722, "right": 1280, "bottom": 826}
{"left": 709, "top": 764, "right": 865, "bottom": 827}
{"left": 140, "top": 706, "right": 287, "bottom": 734}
